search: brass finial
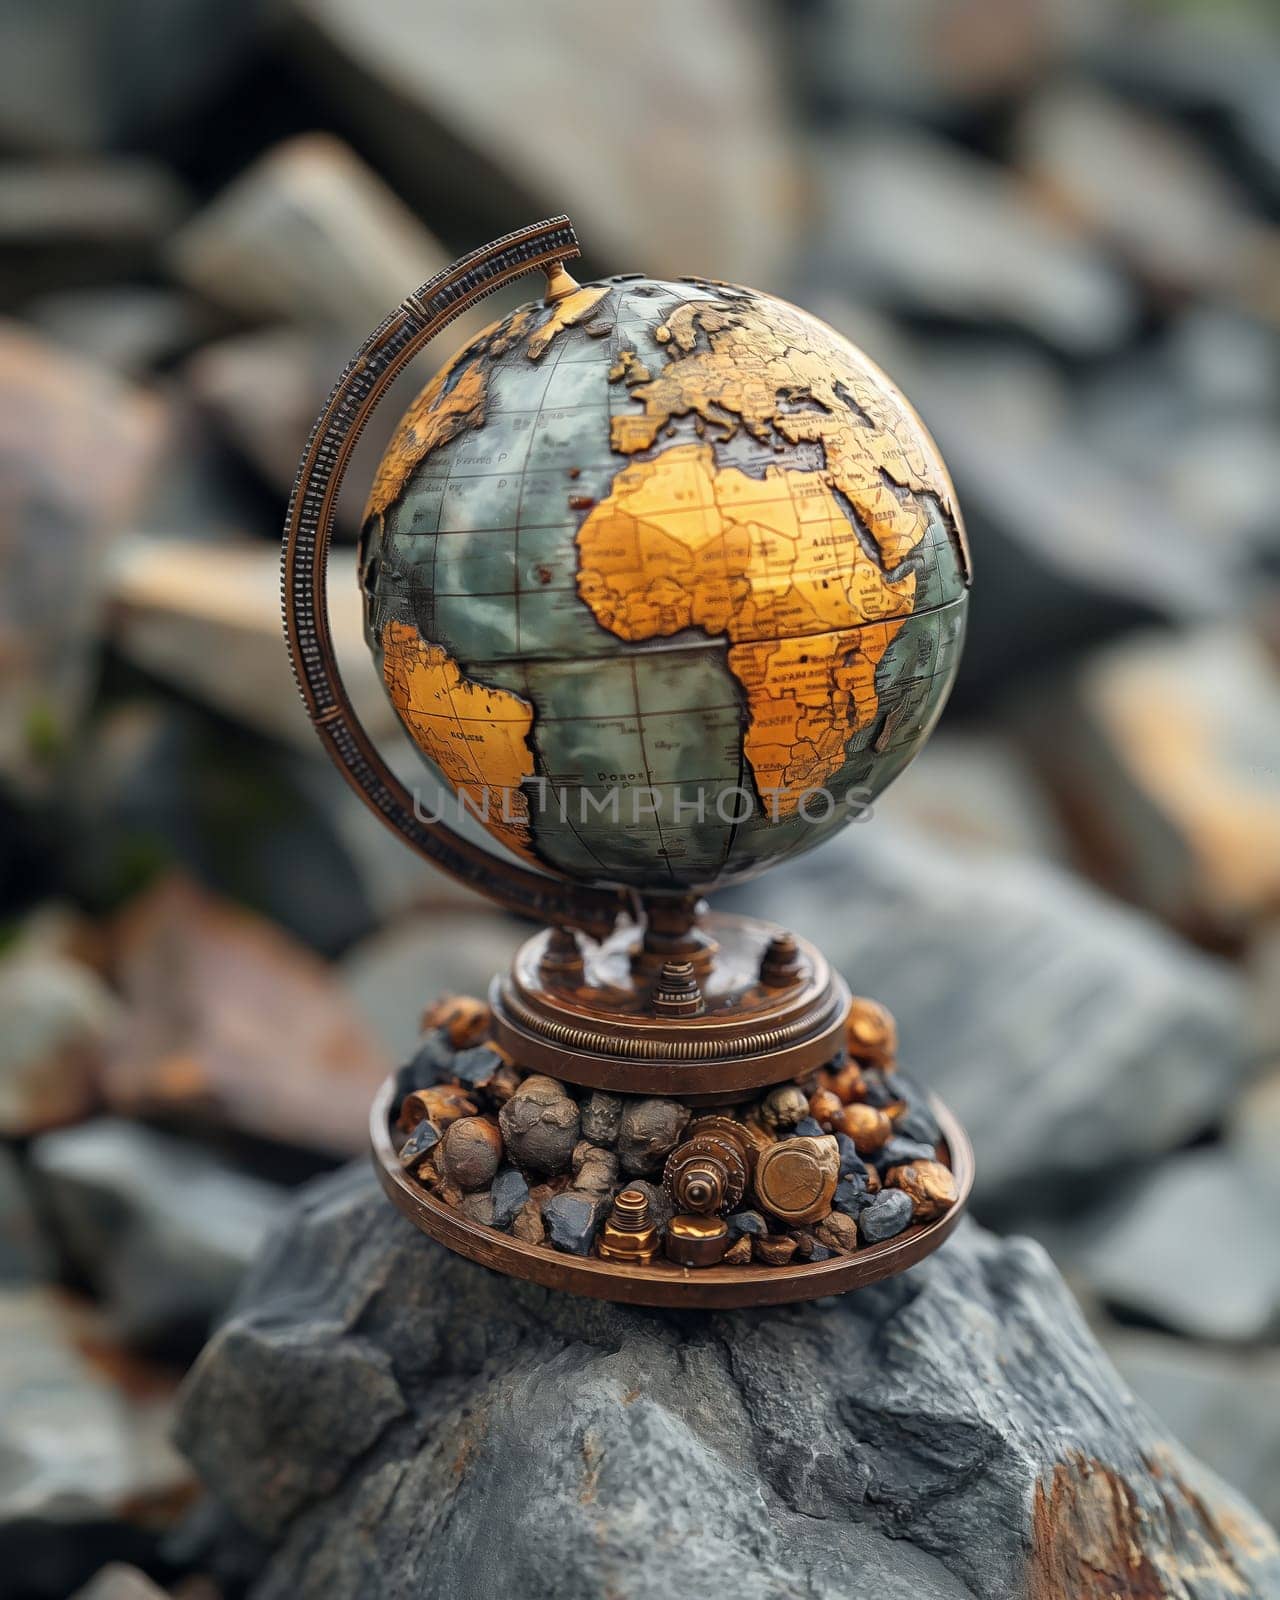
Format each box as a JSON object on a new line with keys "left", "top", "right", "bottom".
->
{"left": 651, "top": 958, "right": 705, "bottom": 1017}
{"left": 543, "top": 262, "right": 581, "bottom": 303}
{"left": 760, "top": 932, "right": 803, "bottom": 988}
{"left": 540, "top": 924, "right": 585, "bottom": 984}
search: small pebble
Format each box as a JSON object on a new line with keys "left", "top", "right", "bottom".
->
{"left": 794, "top": 1116, "right": 825, "bottom": 1139}
{"left": 571, "top": 1144, "right": 619, "bottom": 1197}
{"left": 617, "top": 1097, "right": 689, "bottom": 1175}
{"left": 858, "top": 1189, "right": 914, "bottom": 1244}
{"left": 832, "top": 1176, "right": 873, "bottom": 1217}
{"left": 460, "top": 1191, "right": 495, "bottom": 1227}
{"left": 760, "top": 1084, "right": 809, "bottom": 1134}
{"left": 401, "top": 1084, "right": 478, "bottom": 1133}
{"left": 808, "top": 1243, "right": 834, "bottom": 1262}
{"left": 420, "top": 994, "right": 490, "bottom": 1049}
{"left": 511, "top": 1199, "right": 545, "bottom": 1245}
{"left": 723, "top": 1234, "right": 753, "bottom": 1266}
{"left": 808, "top": 1088, "right": 843, "bottom": 1128}
{"left": 888, "top": 1160, "right": 958, "bottom": 1221}
{"left": 754, "top": 1233, "right": 799, "bottom": 1266}
{"left": 499, "top": 1075, "right": 580, "bottom": 1175}
{"left": 393, "top": 1030, "right": 456, "bottom": 1104}
{"left": 859, "top": 1072, "right": 898, "bottom": 1110}
{"left": 837, "top": 1103, "right": 892, "bottom": 1155}
{"left": 894, "top": 1103, "right": 942, "bottom": 1146}
{"left": 543, "top": 1193, "right": 606, "bottom": 1256}
{"left": 490, "top": 1166, "right": 530, "bottom": 1231}
{"left": 814, "top": 1211, "right": 859, "bottom": 1253}
{"left": 452, "top": 1044, "right": 507, "bottom": 1091}
{"left": 876, "top": 1137, "right": 937, "bottom": 1171}
{"left": 728, "top": 1209, "right": 767, "bottom": 1237}
{"left": 398, "top": 1117, "right": 441, "bottom": 1170}
{"left": 834, "top": 1134, "right": 867, "bottom": 1178}
{"left": 581, "top": 1090, "right": 623, "bottom": 1145}
{"left": 828, "top": 1062, "right": 867, "bottom": 1103}
{"left": 439, "top": 1117, "right": 503, "bottom": 1192}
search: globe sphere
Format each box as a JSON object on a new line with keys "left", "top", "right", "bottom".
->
{"left": 359, "top": 274, "right": 969, "bottom": 894}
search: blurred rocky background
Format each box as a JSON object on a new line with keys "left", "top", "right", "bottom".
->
{"left": 1, "top": 0, "right": 1279, "bottom": 1594}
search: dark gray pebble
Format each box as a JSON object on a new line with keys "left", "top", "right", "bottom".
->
{"left": 877, "top": 1138, "right": 937, "bottom": 1171}
{"left": 859, "top": 1072, "right": 897, "bottom": 1109}
{"left": 398, "top": 1117, "right": 441, "bottom": 1167}
{"left": 543, "top": 1193, "right": 605, "bottom": 1256}
{"left": 832, "top": 1176, "right": 872, "bottom": 1216}
{"left": 395, "top": 1030, "right": 455, "bottom": 1099}
{"left": 859, "top": 1189, "right": 914, "bottom": 1244}
{"left": 728, "top": 1209, "right": 767, "bottom": 1236}
{"left": 894, "top": 1097, "right": 941, "bottom": 1145}
{"left": 835, "top": 1134, "right": 867, "bottom": 1178}
{"left": 452, "top": 1045, "right": 505, "bottom": 1088}
{"left": 490, "top": 1166, "right": 530, "bottom": 1231}
{"left": 794, "top": 1117, "right": 825, "bottom": 1138}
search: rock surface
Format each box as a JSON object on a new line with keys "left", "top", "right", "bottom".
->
{"left": 175, "top": 1165, "right": 1280, "bottom": 1599}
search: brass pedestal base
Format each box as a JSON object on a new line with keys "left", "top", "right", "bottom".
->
{"left": 490, "top": 912, "right": 850, "bottom": 1102}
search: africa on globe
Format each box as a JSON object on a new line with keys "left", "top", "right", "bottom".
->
{"left": 359, "top": 269, "right": 971, "bottom": 894}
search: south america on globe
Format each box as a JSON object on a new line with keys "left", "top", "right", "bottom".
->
{"left": 359, "top": 275, "right": 971, "bottom": 894}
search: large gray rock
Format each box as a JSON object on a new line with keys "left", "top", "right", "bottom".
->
{"left": 30, "top": 1119, "right": 288, "bottom": 1347}
{"left": 175, "top": 1165, "right": 1280, "bottom": 1599}
{"left": 1106, "top": 1331, "right": 1280, "bottom": 1537}
{"left": 727, "top": 824, "right": 1249, "bottom": 1215}
{"left": 1080, "top": 1149, "right": 1280, "bottom": 1344}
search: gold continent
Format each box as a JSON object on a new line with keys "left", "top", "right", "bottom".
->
{"left": 754, "top": 1135, "right": 841, "bottom": 1224}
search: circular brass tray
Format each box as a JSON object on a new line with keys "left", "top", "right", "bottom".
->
{"left": 371, "top": 1077, "right": 974, "bottom": 1309}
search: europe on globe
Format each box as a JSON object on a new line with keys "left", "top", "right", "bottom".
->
{"left": 359, "top": 271, "right": 971, "bottom": 894}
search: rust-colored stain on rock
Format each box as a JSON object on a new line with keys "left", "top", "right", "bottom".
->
{"left": 1028, "top": 1451, "right": 1271, "bottom": 1599}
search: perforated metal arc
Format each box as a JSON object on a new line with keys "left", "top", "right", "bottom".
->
{"left": 280, "top": 215, "right": 624, "bottom": 938}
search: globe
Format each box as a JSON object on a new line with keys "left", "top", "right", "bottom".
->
{"left": 359, "top": 274, "right": 969, "bottom": 895}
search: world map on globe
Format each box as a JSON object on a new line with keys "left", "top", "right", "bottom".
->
{"left": 359, "top": 274, "right": 970, "bottom": 893}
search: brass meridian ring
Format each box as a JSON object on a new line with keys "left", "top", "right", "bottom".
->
{"left": 280, "top": 215, "right": 624, "bottom": 938}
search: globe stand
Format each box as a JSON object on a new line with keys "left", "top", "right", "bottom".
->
{"left": 490, "top": 912, "right": 851, "bottom": 1102}
{"left": 281, "top": 215, "right": 974, "bottom": 1307}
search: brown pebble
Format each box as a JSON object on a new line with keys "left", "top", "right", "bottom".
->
{"left": 884, "top": 1099, "right": 909, "bottom": 1122}
{"left": 759, "top": 1084, "right": 809, "bottom": 1134}
{"left": 440, "top": 1116, "right": 503, "bottom": 1192}
{"left": 434, "top": 1178, "right": 464, "bottom": 1208}
{"left": 754, "top": 1233, "right": 799, "bottom": 1266}
{"left": 791, "top": 1230, "right": 818, "bottom": 1260}
{"left": 845, "top": 997, "right": 898, "bottom": 1067}
{"left": 722, "top": 1234, "right": 753, "bottom": 1266}
{"left": 814, "top": 1211, "right": 859, "bottom": 1253}
{"left": 498, "top": 1074, "right": 580, "bottom": 1175}
{"left": 460, "top": 1191, "right": 495, "bottom": 1226}
{"left": 887, "top": 1160, "right": 959, "bottom": 1221}
{"left": 420, "top": 993, "right": 490, "bottom": 1049}
{"left": 511, "top": 1200, "right": 545, "bottom": 1244}
{"left": 488, "top": 1063, "right": 522, "bottom": 1105}
{"left": 400, "top": 1085, "right": 477, "bottom": 1133}
{"left": 828, "top": 1062, "right": 868, "bottom": 1104}
{"left": 808, "top": 1088, "right": 843, "bottom": 1129}
{"left": 571, "top": 1143, "right": 620, "bottom": 1197}
{"left": 837, "top": 1103, "right": 892, "bottom": 1155}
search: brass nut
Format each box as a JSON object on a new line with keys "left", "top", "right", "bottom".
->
{"left": 754, "top": 1135, "right": 840, "bottom": 1224}
{"left": 597, "top": 1188, "right": 660, "bottom": 1264}
{"left": 665, "top": 1214, "right": 730, "bottom": 1267}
